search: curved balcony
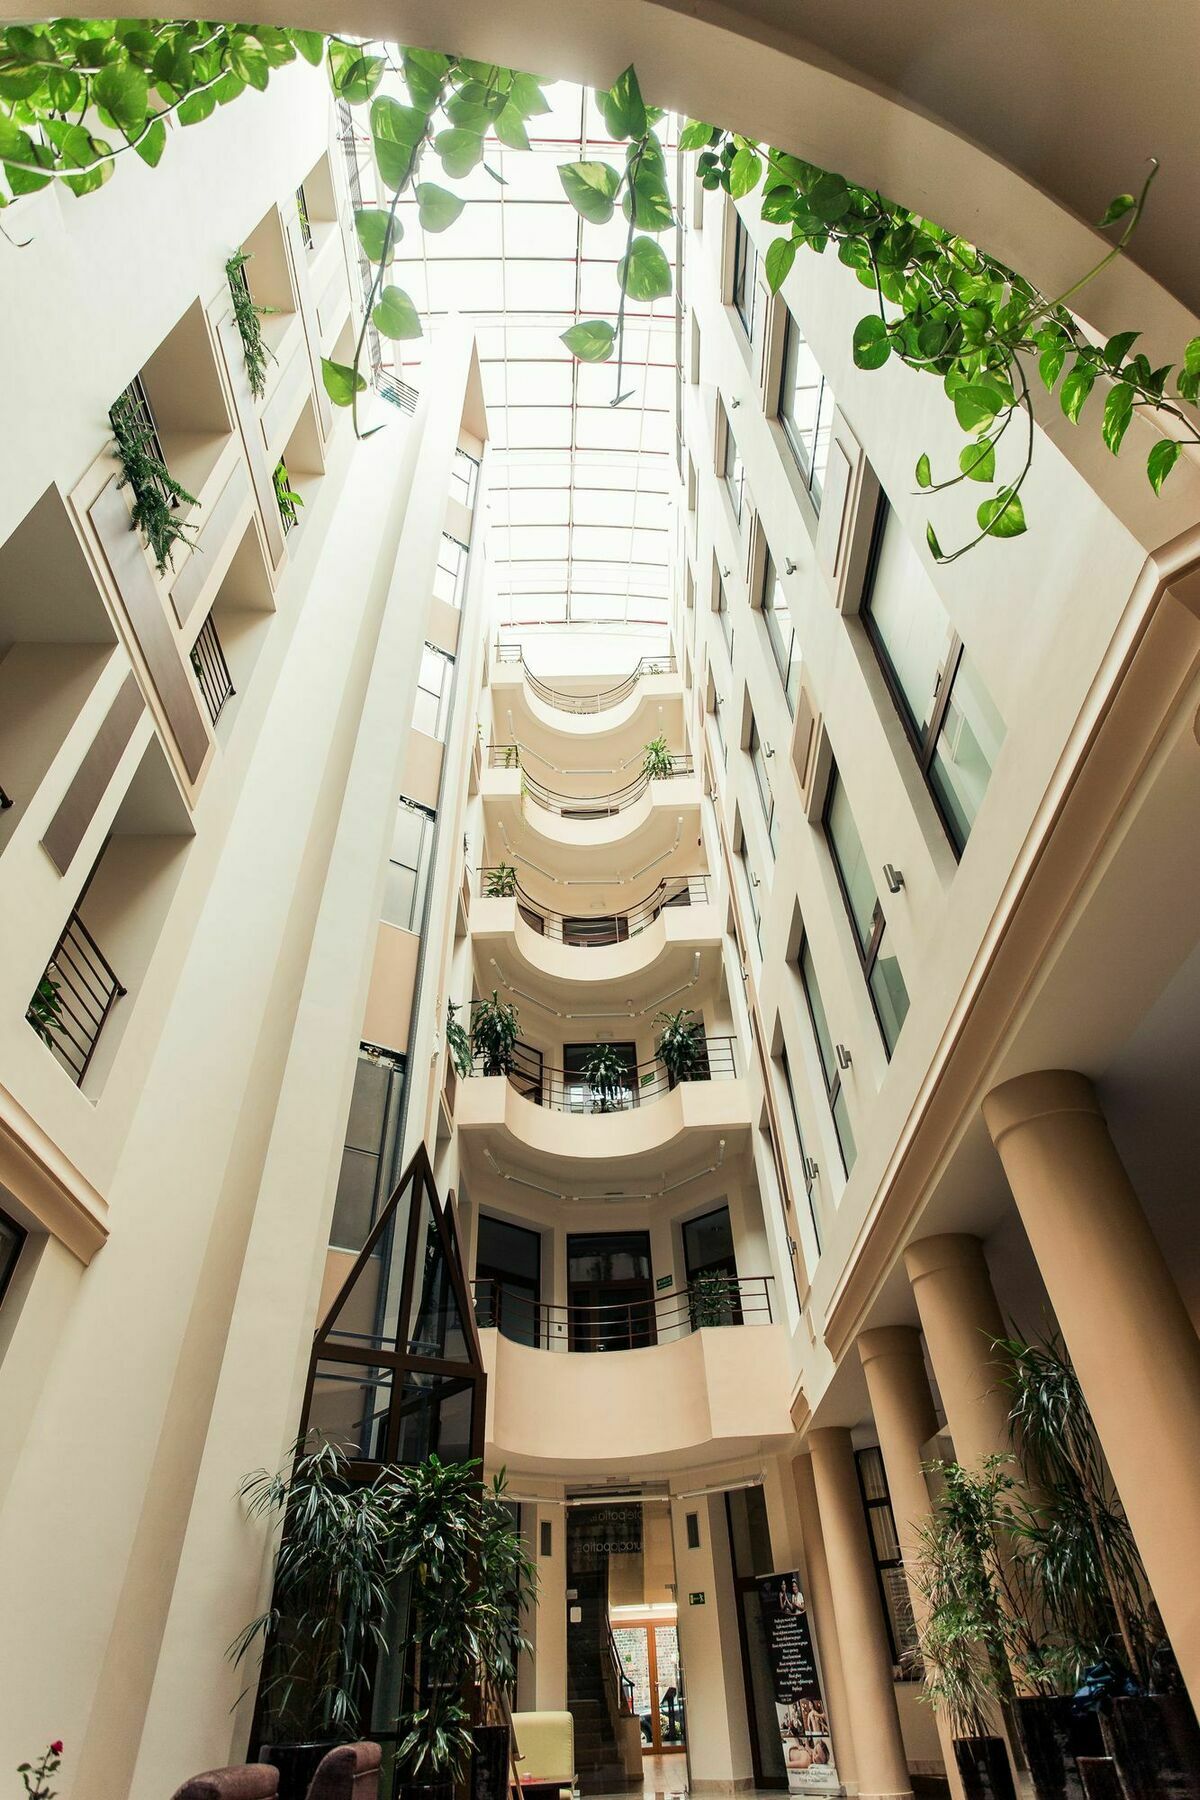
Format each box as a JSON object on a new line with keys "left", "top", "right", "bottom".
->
{"left": 474, "top": 1035, "right": 736, "bottom": 1108}
{"left": 479, "top": 870, "right": 709, "bottom": 943}
{"left": 494, "top": 645, "right": 676, "bottom": 715}
{"left": 473, "top": 1274, "right": 774, "bottom": 1350}
{"left": 487, "top": 743, "right": 692, "bottom": 814}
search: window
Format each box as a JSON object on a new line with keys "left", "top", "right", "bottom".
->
{"left": 567, "top": 1231, "right": 654, "bottom": 1351}
{"left": 710, "top": 689, "right": 728, "bottom": 768}
{"left": 863, "top": 504, "right": 1005, "bottom": 853}
{"left": 761, "top": 550, "right": 799, "bottom": 715}
{"left": 778, "top": 312, "right": 834, "bottom": 509}
{"left": 722, "top": 412, "right": 745, "bottom": 523}
{"left": 330, "top": 1047, "right": 406, "bottom": 1250}
{"left": 382, "top": 799, "right": 436, "bottom": 932}
{"left": 823, "top": 770, "right": 910, "bottom": 1054}
{"left": 799, "top": 937, "right": 856, "bottom": 1175}
{"left": 739, "top": 834, "right": 762, "bottom": 950}
{"left": 856, "top": 1447, "right": 921, "bottom": 1677}
{"left": 433, "top": 533, "right": 469, "bottom": 608}
{"left": 413, "top": 642, "right": 454, "bottom": 740}
{"left": 296, "top": 182, "right": 313, "bottom": 251}
{"left": 748, "top": 715, "right": 778, "bottom": 856}
{"left": 450, "top": 448, "right": 479, "bottom": 510}
{"left": 686, "top": 451, "right": 698, "bottom": 522}
{"left": 682, "top": 1205, "right": 742, "bottom": 1325}
{"left": 476, "top": 1214, "right": 541, "bottom": 1346}
{"left": 715, "top": 570, "right": 731, "bottom": 652}
{"left": 731, "top": 213, "right": 759, "bottom": 342}
{"left": 0, "top": 1205, "right": 26, "bottom": 1310}
{"left": 779, "top": 1043, "right": 821, "bottom": 1250}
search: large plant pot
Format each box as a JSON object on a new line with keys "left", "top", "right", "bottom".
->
{"left": 1076, "top": 1759, "right": 1125, "bottom": 1800}
{"left": 471, "top": 1724, "right": 511, "bottom": 1800}
{"left": 1019, "top": 1695, "right": 1104, "bottom": 1799}
{"left": 260, "top": 1741, "right": 341, "bottom": 1800}
{"left": 394, "top": 1781, "right": 455, "bottom": 1800}
{"left": 1101, "top": 1693, "right": 1200, "bottom": 1800}
{"left": 954, "top": 1736, "right": 1018, "bottom": 1800}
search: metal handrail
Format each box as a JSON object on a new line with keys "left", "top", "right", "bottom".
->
{"left": 476, "top": 871, "right": 709, "bottom": 942}
{"left": 472, "top": 1273, "right": 774, "bottom": 1351}
{"left": 27, "top": 907, "right": 126, "bottom": 1086}
{"left": 487, "top": 744, "right": 693, "bottom": 814}
{"left": 494, "top": 645, "right": 677, "bottom": 714}
{"left": 607, "top": 1624, "right": 637, "bottom": 1715}
{"left": 469, "top": 1034, "right": 736, "bottom": 1109}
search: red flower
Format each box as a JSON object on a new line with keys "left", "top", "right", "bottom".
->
{"left": 50, "top": 1743, "right": 63, "bottom": 1756}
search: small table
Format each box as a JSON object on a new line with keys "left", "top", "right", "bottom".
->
{"left": 517, "top": 1779, "right": 571, "bottom": 1800}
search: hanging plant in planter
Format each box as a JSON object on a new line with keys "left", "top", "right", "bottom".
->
{"left": 110, "top": 390, "right": 198, "bottom": 574}
{"left": 445, "top": 999, "right": 472, "bottom": 1079}
{"left": 642, "top": 735, "right": 675, "bottom": 781}
{"left": 226, "top": 248, "right": 276, "bottom": 400}
{"left": 470, "top": 990, "right": 519, "bottom": 1076}
{"left": 688, "top": 1269, "right": 733, "bottom": 1329}
{"left": 655, "top": 1008, "right": 707, "bottom": 1087}
{"left": 580, "top": 1042, "right": 631, "bottom": 1112}
{"left": 26, "top": 974, "right": 63, "bottom": 1047}
{"left": 485, "top": 863, "right": 518, "bottom": 899}
{"left": 273, "top": 459, "right": 304, "bottom": 532}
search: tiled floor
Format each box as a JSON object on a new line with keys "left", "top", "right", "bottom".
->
{"left": 591, "top": 1755, "right": 789, "bottom": 1800}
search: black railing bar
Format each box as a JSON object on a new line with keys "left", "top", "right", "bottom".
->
{"left": 52, "top": 939, "right": 115, "bottom": 1016}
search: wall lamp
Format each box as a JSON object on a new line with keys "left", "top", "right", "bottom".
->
{"left": 883, "top": 863, "right": 905, "bottom": 893}
{"left": 730, "top": 396, "right": 741, "bottom": 409}
{"left": 836, "top": 1043, "right": 853, "bottom": 1071}
{"left": 784, "top": 558, "right": 797, "bottom": 576}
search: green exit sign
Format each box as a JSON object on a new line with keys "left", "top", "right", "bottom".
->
{"left": 656, "top": 1275, "right": 673, "bottom": 1291}
{"left": 688, "top": 1591, "right": 705, "bottom": 1605}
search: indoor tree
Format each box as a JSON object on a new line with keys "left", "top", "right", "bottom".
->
{"left": 654, "top": 1007, "right": 706, "bottom": 1086}
{"left": 469, "top": 991, "right": 519, "bottom": 1076}
{"left": 579, "top": 1042, "right": 631, "bottom": 1111}
{"left": 641, "top": 735, "right": 675, "bottom": 781}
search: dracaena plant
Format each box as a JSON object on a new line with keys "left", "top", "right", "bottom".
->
{"left": 470, "top": 989, "right": 519, "bottom": 1076}
{"left": 445, "top": 999, "right": 472, "bottom": 1079}
{"left": 579, "top": 1042, "right": 632, "bottom": 1111}
{"left": 3, "top": 24, "right": 1196, "bottom": 559}
{"left": 654, "top": 1007, "right": 706, "bottom": 1085}
{"left": 642, "top": 735, "right": 675, "bottom": 781}
{"left": 484, "top": 861, "right": 518, "bottom": 898}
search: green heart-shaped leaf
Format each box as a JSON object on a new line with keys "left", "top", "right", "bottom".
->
{"left": 852, "top": 314, "right": 890, "bottom": 370}
{"left": 617, "top": 234, "right": 672, "bottom": 302}
{"left": 321, "top": 357, "right": 367, "bottom": 407}
{"left": 560, "top": 320, "right": 616, "bottom": 362}
{"left": 559, "top": 159, "right": 619, "bottom": 224}
{"left": 355, "top": 206, "right": 397, "bottom": 262}
{"left": 415, "top": 182, "right": 464, "bottom": 233}
{"left": 373, "top": 285, "right": 423, "bottom": 341}
{"left": 435, "top": 127, "right": 482, "bottom": 178}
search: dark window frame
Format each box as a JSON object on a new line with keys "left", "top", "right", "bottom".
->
{"left": 760, "top": 549, "right": 797, "bottom": 716}
{"left": 731, "top": 213, "right": 758, "bottom": 341}
{"left": 721, "top": 407, "right": 745, "bottom": 524}
{"left": 748, "top": 716, "right": 777, "bottom": 856}
{"left": 778, "top": 1043, "right": 821, "bottom": 1252}
{"left": 0, "top": 1204, "right": 27, "bottom": 1311}
{"left": 798, "top": 935, "right": 853, "bottom": 1177}
{"left": 860, "top": 499, "right": 971, "bottom": 858}
{"left": 776, "top": 312, "right": 832, "bottom": 510}
{"left": 822, "top": 768, "right": 907, "bottom": 1058}
{"left": 855, "top": 1446, "right": 921, "bottom": 1677}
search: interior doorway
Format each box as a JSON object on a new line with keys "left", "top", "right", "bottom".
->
{"left": 611, "top": 1617, "right": 687, "bottom": 1755}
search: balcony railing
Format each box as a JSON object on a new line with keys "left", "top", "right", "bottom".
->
{"left": 27, "top": 908, "right": 125, "bottom": 1085}
{"left": 487, "top": 744, "right": 692, "bottom": 814}
{"left": 472, "top": 1272, "right": 773, "bottom": 1350}
{"left": 190, "top": 611, "right": 235, "bottom": 725}
{"left": 477, "top": 870, "right": 709, "bottom": 943}
{"left": 470, "top": 1034, "right": 736, "bottom": 1110}
{"left": 495, "top": 644, "right": 677, "bottom": 714}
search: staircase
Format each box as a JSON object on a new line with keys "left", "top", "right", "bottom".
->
{"left": 568, "top": 1572, "right": 638, "bottom": 1793}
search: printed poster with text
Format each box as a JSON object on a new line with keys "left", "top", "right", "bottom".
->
{"left": 757, "top": 1574, "right": 840, "bottom": 1792}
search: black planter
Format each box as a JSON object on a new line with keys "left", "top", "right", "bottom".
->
{"left": 953, "top": 1736, "right": 1018, "bottom": 1800}
{"left": 1076, "top": 1759, "right": 1125, "bottom": 1800}
{"left": 260, "top": 1741, "right": 340, "bottom": 1800}
{"left": 1101, "top": 1693, "right": 1200, "bottom": 1800}
{"left": 471, "top": 1723, "right": 511, "bottom": 1800}
{"left": 393, "top": 1780, "right": 455, "bottom": 1800}
{"left": 1019, "top": 1695, "right": 1104, "bottom": 1799}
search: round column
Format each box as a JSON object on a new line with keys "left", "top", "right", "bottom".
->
{"left": 902, "top": 1233, "right": 1010, "bottom": 1470}
{"left": 984, "top": 1068, "right": 1200, "bottom": 1709}
{"left": 792, "top": 1452, "right": 858, "bottom": 1793}
{"left": 858, "top": 1327, "right": 965, "bottom": 1800}
{"left": 809, "top": 1428, "right": 913, "bottom": 1800}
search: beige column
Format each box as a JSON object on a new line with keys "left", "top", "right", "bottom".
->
{"left": 984, "top": 1068, "right": 1200, "bottom": 1710}
{"left": 809, "top": 1429, "right": 913, "bottom": 1800}
{"left": 902, "top": 1233, "right": 1010, "bottom": 1470}
{"left": 792, "top": 1453, "right": 858, "bottom": 1793}
{"left": 858, "top": 1327, "right": 964, "bottom": 1800}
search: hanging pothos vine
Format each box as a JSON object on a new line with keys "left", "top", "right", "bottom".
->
{"left": 1, "top": 21, "right": 1196, "bottom": 561}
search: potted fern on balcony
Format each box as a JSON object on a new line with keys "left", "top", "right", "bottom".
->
{"left": 655, "top": 1008, "right": 707, "bottom": 1089}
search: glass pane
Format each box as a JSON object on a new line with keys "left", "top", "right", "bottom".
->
{"left": 681, "top": 1206, "right": 734, "bottom": 1275}
{"left": 0, "top": 1211, "right": 23, "bottom": 1301}
{"left": 832, "top": 1085, "right": 857, "bottom": 1175}
{"left": 869, "top": 930, "right": 911, "bottom": 1055}
{"left": 478, "top": 1214, "right": 541, "bottom": 1282}
{"left": 762, "top": 553, "right": 799, "bottom": 715}
{"left": 825, "top": 775, "right": 878, "bottom": 956}
{"left": 406, "top": 1193, "right": 470, "bottom": 1361}
{"left": 308, "top": 1359, "right": 392, "bottom": 1460}
{"left": 330, "top": 1146, "right": 381, "bottom": 1251}
{"left": 857, "top": 1446, "right": 888, "bottom": 1503}
{"left": 395, "top": 1374, "right": 474, "bottom": 1464}
{"left": 567, "top": 1233, "right": 651, "bottom": 1283}
{"left": 655, "top": 1625, "right": 686, "bottom": 1747}
{"left": 614, "top": 1626, "right": 653, "bottom": 1724}
{"left": 866, "top": 508, "right": 955, "bottom": 739}
{"left": 930, "top": 650, "right": 1006, "bottom": 848}
{"left": 779, "top": 314, "right": 832, "bottom": 502}
{"left": 800, "top": 943, "right": 836, "bottom": 1089}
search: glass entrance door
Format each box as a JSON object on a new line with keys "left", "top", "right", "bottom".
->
{"left": 612, "top": 1620, "right": 687, "bottom": 1755}
{"left": 567, "top": 1232, "right": 655, "bottom": 1350}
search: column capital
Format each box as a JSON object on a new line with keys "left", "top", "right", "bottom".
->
{"left": 902, "top": 1230, "right": 986, "bottom": 1284}
{"left": 982, "top": 1068, "right": 1100, "bottom": 1147}
{"left": 856, "top": 1324, "right": 925, "bottom": 1370}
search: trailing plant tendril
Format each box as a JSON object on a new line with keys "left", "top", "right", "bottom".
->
{"left": 2, "top": 21, "right": 1196, "bottom": 561}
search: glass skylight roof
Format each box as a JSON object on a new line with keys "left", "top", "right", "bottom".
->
{"left": 346, "top": 78, "right": 680, "bottom": 632}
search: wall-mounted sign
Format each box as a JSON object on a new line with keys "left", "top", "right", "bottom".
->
{"left": 758, "top": 1574, "right": 839, "bottom": 1792}
{"left": 656, "top": 1275, "right": 674, "bottom": 1291}
{"left": 688, "top": 1591, "right": 705, "bottom": 1605}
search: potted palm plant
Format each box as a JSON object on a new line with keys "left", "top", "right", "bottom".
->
{"left": 654, "top": 1008, "right": 707, "bottom": 1089}
{"left": 995, "top": 1332, "right": 1198, "bottom": 1800}
{"left": 484, "top": 863, "right": 518, "bottom": 899}
{"left": 580, "top": 1043, "right": 631, "bottom": 1111}
{"left": 231, "top": 1438, "right": 404, "bottom": 1800}
{"left": 642, "top": 735, "right": 674, "bottom": 781}
{"left": 911, "top": 1457, "right": 1021, "bottom": 1800}
{"left": 470, "top": 992, "right": 519, "bottom": 1077}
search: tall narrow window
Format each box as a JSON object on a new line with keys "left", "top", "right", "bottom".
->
{"left": 799, "top": 937, "right": 856, "bottom": 1175}
{"left": 709, "top": 689, "right": 728, "bottom": 768}
{"left": 823, "top": 769, "right": 910, "bottom": 1054}
{"left": 0, "top": 1205, "right": 25, "bottom": 1312}
{"left": 413, "top": 642, "right": 454, "bottom": 741}
{"left": 778, "top": 312, "right": 834, "bottom": 509}
{"left": 731, "top": 213, "right": 759, "bottom": 342}
{"left": 715, "top": 570, "right": 731, "bottom": 652}
{"left": 722, "top": 415, "right": 746, "bottom": 523}
{"left": 450, "top": 448, "right": 480, "bottom": 510}
{"left": 748, "top": 715, "right": 777, "bottom": 855}
{"left": 739, "top": 834, "right": 762, "bottom": 950}
{"left": 779, "top": 1043, "right": 821, "bottom": 1251}
{"left": 330, "top": 1046, "right": 406, "bottom": 1250}
{"left": 382, "top": 799, "right": 436, "bottom": 932}
{"left": 856, "top": 1447, "right": 921, "bottom": 1675}
{"left": 760, "top": 550, "right": 799, "bottom": 715}
{"left": 433, "top": 533, "right": 469, "bottom": 608}
{"left": 863, "top": 504, "right": 1005, "bottom": 853}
